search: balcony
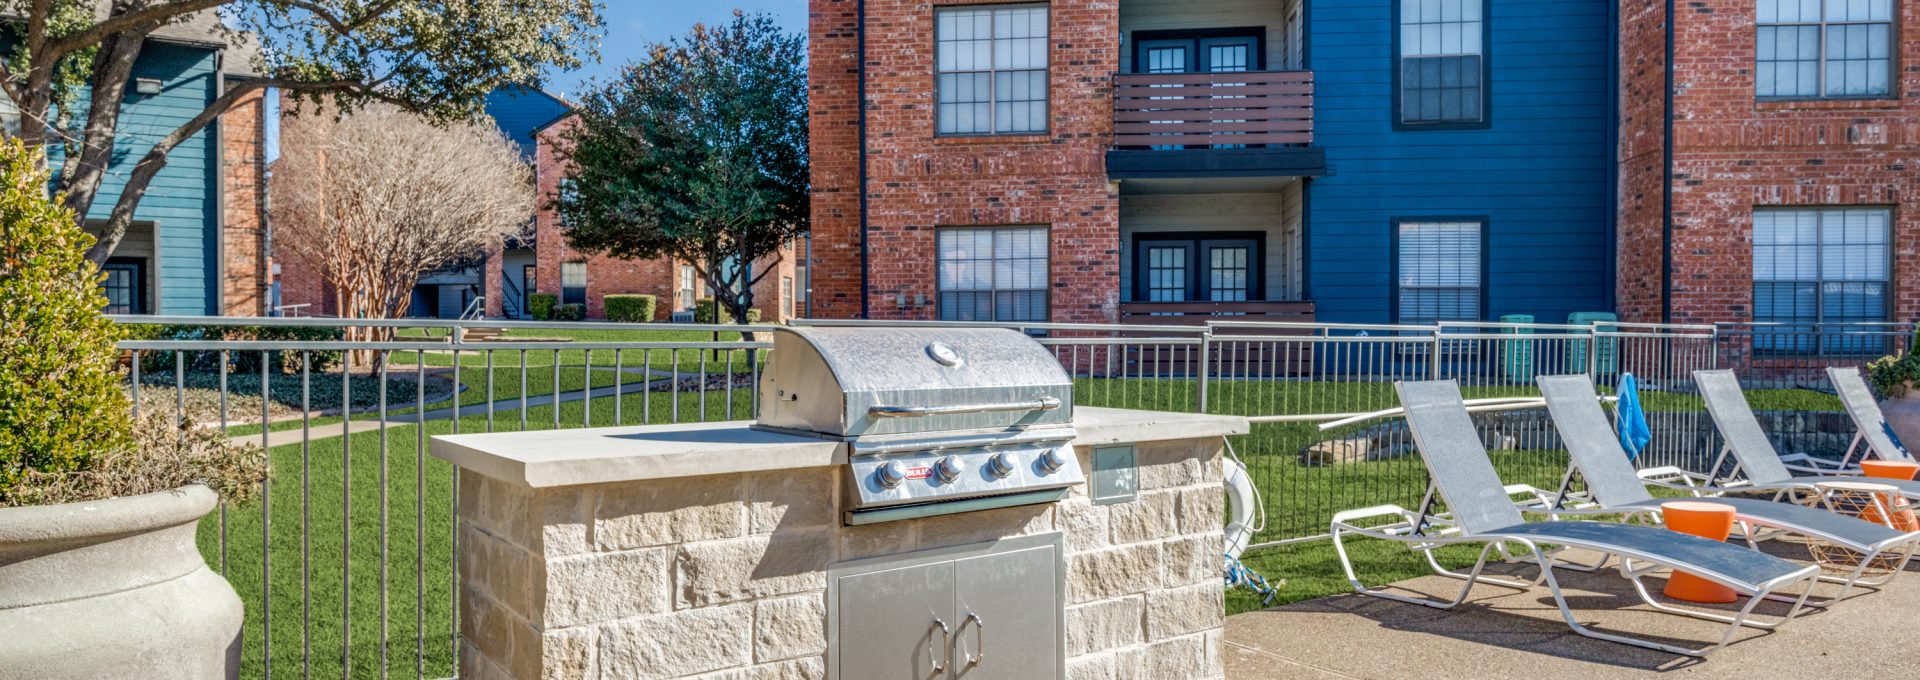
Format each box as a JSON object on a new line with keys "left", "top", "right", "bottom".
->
{"left": 1107, "top": 70, "right": 1324, "bottom": 180}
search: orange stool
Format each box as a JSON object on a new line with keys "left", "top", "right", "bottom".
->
{"left": 1660, "top": 501, "right": 1740, "bottom": 603}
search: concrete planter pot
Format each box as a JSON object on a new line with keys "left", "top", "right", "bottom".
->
{"left": 1880, "top": 384, "right": 1920, "bottom": 454}
{"left": 0, "top": 485, "right": 242, "bottom": 679}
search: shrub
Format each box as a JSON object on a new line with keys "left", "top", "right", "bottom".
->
{"left": 693, "top": 298, "right": 764, "bottom": 324}
{"left": 553, "top": 303, "right": 586, "bottom": 321}
{"left": 529, "top": 293, "right": 558, "bottom": 321}
{"left": 604, "top": 294, "right": 657, "bottom": 323}
{"left": 1868, "top": 326, "right": 1920, "bottom": 397}
{"left": 0, "top": 139, "right": 134, "bottom": 500}
{"left": 8, "top": 412, "right": 266, "bottom": 507}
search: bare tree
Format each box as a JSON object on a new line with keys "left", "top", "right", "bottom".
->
{"left": 273, "top": 104, "right": 532, "bottom": 362}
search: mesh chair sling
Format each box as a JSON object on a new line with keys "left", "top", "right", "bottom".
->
{"left": 1696, "top": 370, "right": 1920, "bottom": 501}
{"left": 1534, "top": 373, "right": 1917, "bottom": 604}
{"left": 1330, "top": 380, "right": 1818, "bottom": 656}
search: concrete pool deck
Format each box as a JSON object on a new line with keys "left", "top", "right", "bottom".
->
{"left": 1223, "top": 542, "right": 1920, "bottom": 678}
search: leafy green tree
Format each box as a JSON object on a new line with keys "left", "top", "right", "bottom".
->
{"left": 0, "top": 0, "right": 604, "bottom": 265}
{"left": 553, "top": 11, "right": 806, "bottom": 326}
{"left": 0, "top": 139, "right": 132, "bottom": 497}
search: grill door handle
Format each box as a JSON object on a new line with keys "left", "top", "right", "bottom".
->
{"left": 930, "top": 617, "right": 951, "bottom": 674}
{"left": 870, "top": 396, "right": 1062, "bottom": 418}
{"left": 964, "top": 612, "right": 985, "bottom": 666}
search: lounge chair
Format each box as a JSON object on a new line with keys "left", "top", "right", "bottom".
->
{"left": 1694, "top": 369, "right": 1920, "bottom": 501}
{"left": 1816, "top": 366, "right": 1916, "bottom": 474}
{"left": 1534, "top": 373, "right": 1917, "bottom": 603}
{"left": 1330, "top": 379, "right": 1819, "bottom": 656}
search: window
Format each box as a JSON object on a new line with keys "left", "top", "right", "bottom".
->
{"left": 1753, "top": 207, "right": 1890, "bottom": 354}
{"left": 560, "top": 262, "right": 587, "bottom": 306}
{"left": 781, "top": 276, "right": 794, "bottom": 317}
{"left": 100, "top": 258, "right": 146, "bottom": 314}
{"left": 1131, "top": 235, "right": 1264, "bottom": 302}
{"left": 936, "top": 5, "right": 1049, "bottom": 135}
{"left": 1396, "top": 221, "right": 1482, "bottom": 325}
{"left": 679, "top": 265, "right": 697, "bottom": 311}
{"left": 1757, "top": 0, "right": 1892, "bottom": 98}
{"left": 938, "top": 226, "right": 1049, "bottom": 322}
{"left": 1397, "top": 0, "right": 1486, "bottom": 125}
{"left": 555, "top": 179, "right": 580, "bottom": 228}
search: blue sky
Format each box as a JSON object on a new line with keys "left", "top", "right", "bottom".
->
{"left": 540, "top": 1, "right": 809, "bottom": 100}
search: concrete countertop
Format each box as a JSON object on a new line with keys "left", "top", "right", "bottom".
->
{"left": 431, "top": 406, "right": 1248, "bottom": 488}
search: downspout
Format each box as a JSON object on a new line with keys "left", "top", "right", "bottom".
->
{"left": 261, "top": 89, "right": 275, "bottom": 316}
{"left": 857, "top": 0, "right": 871, "bottom": 318}
{"left": 1660, "top": 0, "right": 1675, "bottom": 323}
{"left": 1603, "top": 0, "right": 1619, "bottom": 312}
{"left": 212, "top": 54, "right": 226, "bottom": 315}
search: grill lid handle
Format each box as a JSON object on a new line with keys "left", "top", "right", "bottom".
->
{"left": 867, "top": 396, "right": 1062, "bottom": 418}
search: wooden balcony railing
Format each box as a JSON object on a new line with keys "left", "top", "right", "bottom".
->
{"left": 1118, "top": 300, "right": 1315, "bottom": 326}
{"left": 1112, "top": 70, "right": 1314, "bottom": 148}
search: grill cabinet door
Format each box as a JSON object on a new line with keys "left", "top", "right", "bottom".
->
{"left": 835, "top": 561, "right": 957, "bottom": 680}
{"left": 951, "top": 543, "right": 1063, "bottom": 680}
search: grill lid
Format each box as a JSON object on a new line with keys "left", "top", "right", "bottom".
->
{"left": 755, "top": 327, "right": 1073, "bottom": 438}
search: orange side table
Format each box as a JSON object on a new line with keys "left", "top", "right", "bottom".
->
{"left": 1860, "top": 460, "right": 1920, "bottom": 481}
{"left": 1660, "top": 501, "right": 1740, "bottom": 604}
{"left": 1857, "top": 461, "right": 1919, "bottom": 531}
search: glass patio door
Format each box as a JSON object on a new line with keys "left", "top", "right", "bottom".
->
{"left": 1134, "top": 237, "right": 1260, "bottom": 303}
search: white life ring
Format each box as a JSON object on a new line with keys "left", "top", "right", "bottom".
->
{"left": 1223, "top": 456, "right": 1258, "bottom": 560}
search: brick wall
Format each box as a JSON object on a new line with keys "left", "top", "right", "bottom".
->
{"left": 807, "top": 0, "right": 1122, "bottom": 323}
{"left": 1619, "top": 0, "right": 1920, "bottom": 324}
{"left": 531, "top": 117, "right": 799, "bottom": 322}
{"left": 219, "top": 87, "right": 268, "bottom": 316}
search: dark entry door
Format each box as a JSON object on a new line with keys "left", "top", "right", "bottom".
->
{"left": 101, "top": 258, "right": 146, "bottom": 314}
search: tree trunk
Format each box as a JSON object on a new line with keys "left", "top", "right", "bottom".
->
{"left": 60, "top": 28, "right": 149, "bottom": 230}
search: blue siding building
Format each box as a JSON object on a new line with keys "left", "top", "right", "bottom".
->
{"left": 1304, "top": 0, "right": 1616, "bottom": 325}
{"left": 22, "top": 16, "right": 271, "bottom": 316}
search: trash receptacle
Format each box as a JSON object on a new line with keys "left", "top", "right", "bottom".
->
{"left": 1501, "top": 314, "right": 1534, "bottom": 383}
{"left": 1567, "top": 311, "right": 1618, "bottom": 375}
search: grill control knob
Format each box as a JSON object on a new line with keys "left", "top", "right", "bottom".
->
{"left": 987, "top": 452, "right": 1017, "bottom": 479}
{"left": 1038, "top": 447, "right": 1068, "bottom": 473}
{"left": 875, "top": 460, "right": 906, "bottom": 488}
{"left": 935, "top": 456, "right": 966, "bottom": 483}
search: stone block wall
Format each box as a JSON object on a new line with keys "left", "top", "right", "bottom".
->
{"left": 455, "top": 436, "right": 1227, "bottom": 679}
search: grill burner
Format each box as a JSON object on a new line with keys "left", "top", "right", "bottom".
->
{"left": 754, "top": 327, "right": 1086, "bottom": 523}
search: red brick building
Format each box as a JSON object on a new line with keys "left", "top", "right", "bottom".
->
{"left": 484, "top": 113, "right": 800, "bottom": 323}
{"left": 809, "top": 0, "right": 1126, "bottom": 323}
{"left": 1619, "top": 0, "right": 1920, "bottom": 328}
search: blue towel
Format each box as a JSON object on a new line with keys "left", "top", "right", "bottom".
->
{"left": 1615, "top": 373, "right": 1652, "bottom": 461}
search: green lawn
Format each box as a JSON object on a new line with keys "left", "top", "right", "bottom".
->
{"left": 199, "top": 388, "right": 757, "bottom": 679}
{"left": 192, "top": 365, "right": 1846, "bottom": 677}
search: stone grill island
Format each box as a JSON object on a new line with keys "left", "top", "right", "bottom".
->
{"left": 431, "top": 327, "right": 1247, "bottom": 680}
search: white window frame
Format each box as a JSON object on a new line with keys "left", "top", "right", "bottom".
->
{"left": 560, "top": 262, "right": 587, "bottom": 306}
{"left": 1752, "top": 206, "right": 1891, "bottom": 354}
{"left": 937, "top": 226, "right": 1050, "bottom": 322}
{"left": 1397, "top": 0, "right": 1487, "bottom": 125}
{"left": 1756, "top": 0, "right": 1894, "bottom": 99}
{"left": 935, "top": 4, "right": 1050, "bottom": 136}
{"left": 1395, "top": 220, "right": 1483, "bottom": 326}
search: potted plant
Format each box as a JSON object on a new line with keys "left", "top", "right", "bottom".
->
{"left": 0, "top": 140, "right": 264, "bottom": 679}
{"left": 1865, "top": 326, "right": 1920, "bottom": 448}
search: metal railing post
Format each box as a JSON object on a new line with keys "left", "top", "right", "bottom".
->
{"left": 1196, "top": 329, "right": 1211, "bottom": 413}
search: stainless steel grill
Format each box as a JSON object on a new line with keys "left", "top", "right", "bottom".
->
{"left": 755, "top": 327, "right": 1086, "bottom": 523}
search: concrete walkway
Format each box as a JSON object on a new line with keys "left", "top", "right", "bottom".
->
{"left": 241, "top": 366, "right": 693, "bottom": 448}
{"left": 1224, "top": 541, "right": 1920, "bottom": 678}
